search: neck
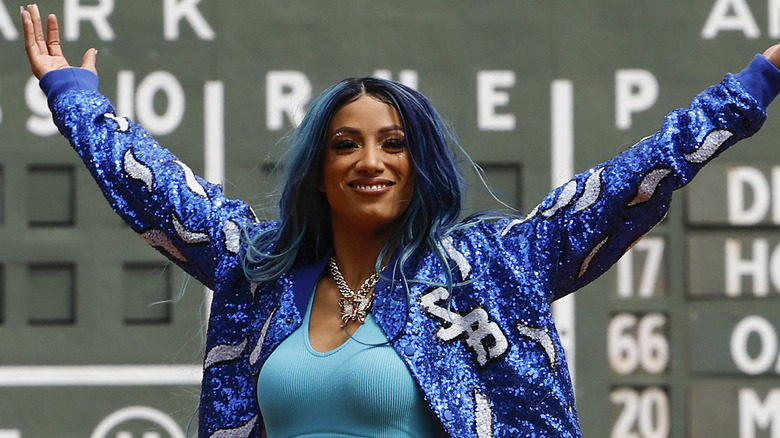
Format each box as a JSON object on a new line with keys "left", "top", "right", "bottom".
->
{"left": 330, "top": 221, "right": 396, "bottom": 288}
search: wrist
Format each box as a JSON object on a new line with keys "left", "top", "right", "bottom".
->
{"left": 39, "top": 68, "right": 99, "bottom": 107}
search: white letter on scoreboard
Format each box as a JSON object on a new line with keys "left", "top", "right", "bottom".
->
{"left": 0, "top": 0, "right": 18, "bottom": 40}
{"left": 266, "top": 71, "right": 312, "bottom": 130}
{"left": 164, "top": 0, "right": 215, "bottom": 40}
{"left": 725, "top": 239, "right": 770, "bottom": 297}
{"left": 64, "top": 0, "right": 116, "bottom": 41}
{"left": 739, "top": 388, "right": 780, "bottom": 437}
{"left": 615, "top": 69, "right": 658, "bottom": 130}
{"left": 701, "top": 0, "right": 761, "bottom": 39}
{"left": 728, "top": 166, "right": 771, "bottom": 225}
{"left": 477, "top": 71, "right": 516, "bottom": 131}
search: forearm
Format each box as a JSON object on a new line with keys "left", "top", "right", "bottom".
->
{"left": 547, "top": 59, "right": 779, "bottom": 298}
{"left": 42, "top": 68, "right": 255, "bottom": 288}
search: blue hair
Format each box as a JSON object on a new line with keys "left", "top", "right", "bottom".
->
{"left": 241, "top": 77, "right": 466, "bottom": 290}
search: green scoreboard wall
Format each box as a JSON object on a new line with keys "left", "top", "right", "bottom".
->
{"left": 1, "top": 1, "right": 779, "bottom": 436}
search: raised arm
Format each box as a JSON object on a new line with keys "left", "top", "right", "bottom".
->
{"left": 501, "top": 50, "right": 780, "bottom": 302}
{"left": 20, "top": 5, "right": 261, "bottom": 291}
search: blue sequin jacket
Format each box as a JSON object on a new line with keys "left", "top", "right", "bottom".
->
{"left": 41, "top": 56, "right": 778, "bottom": 437}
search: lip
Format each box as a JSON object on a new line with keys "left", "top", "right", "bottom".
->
{"left": 347, "top": 178, "right": 396, "bottom": 195}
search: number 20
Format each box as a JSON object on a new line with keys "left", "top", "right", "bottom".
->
{"left": 610, "top": 387, "right": 670, "bottom": 438}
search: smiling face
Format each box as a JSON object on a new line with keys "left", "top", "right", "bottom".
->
{"left": 320, "top": 95, "right": 415, "bottom": 236}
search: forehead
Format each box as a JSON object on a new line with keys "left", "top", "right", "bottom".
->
{"left": 328, "top": 95, "right": 402, "bottom": 133}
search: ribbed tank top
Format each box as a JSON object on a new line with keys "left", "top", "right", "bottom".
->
{"left": 257, "top": 292, "right": 439, "bottom": 437}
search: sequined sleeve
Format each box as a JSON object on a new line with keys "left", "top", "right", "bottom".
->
{"left": 43, "top": 69, "right": 259, "bottom": 290}
{"left": 504, "top": 74, "right": 768, "bottom": 301}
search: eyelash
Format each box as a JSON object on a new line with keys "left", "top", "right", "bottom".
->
{"left": 381, "top": 138, "right": 407, "bottom": 151}
{"left": 331, "top": 140, "right": 360, "bottom": 150}
{"left": 330, "top": 138, "right": 407, "bottom": 151}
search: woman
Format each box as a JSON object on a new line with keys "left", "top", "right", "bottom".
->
{"left": 21, "top": 4, "right": 780, "bottom": 437}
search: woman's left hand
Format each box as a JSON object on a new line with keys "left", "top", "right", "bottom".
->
{"left": 763, "top": 43, "right": 780, "bottom": 69}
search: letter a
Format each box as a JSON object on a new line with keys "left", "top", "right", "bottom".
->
{"left": 701, "top": 0, "right": 760, "bottom": 39}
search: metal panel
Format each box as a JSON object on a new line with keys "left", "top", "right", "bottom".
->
{"left": 0, "top": 0, "right": 779, "bottom": 436}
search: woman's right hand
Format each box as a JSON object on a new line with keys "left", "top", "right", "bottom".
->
{"left": 21, "top": 4, "right": 97, "bottom": 79}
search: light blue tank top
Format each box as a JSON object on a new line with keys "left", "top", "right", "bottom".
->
{"left": 257, "top": 292, "right": 439, "bottom": 437}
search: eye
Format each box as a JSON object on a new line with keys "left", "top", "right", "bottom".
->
{"left": 380, "top": 138, "right": 407, "bottom": 152}
{"left": 330, "top": 139, "right": 360, "bottom": 151}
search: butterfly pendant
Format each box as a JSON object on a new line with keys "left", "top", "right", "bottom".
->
{"left": 339, "top": 295, "right": 374, "bottom": 327}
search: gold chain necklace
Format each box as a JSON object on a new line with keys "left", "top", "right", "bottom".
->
{"left": 328, "top": 257, "right": 380, "bottom": 327}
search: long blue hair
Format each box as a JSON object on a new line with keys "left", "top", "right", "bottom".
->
{"left": 241, "top": 77, "right": 466, "bottom": 288}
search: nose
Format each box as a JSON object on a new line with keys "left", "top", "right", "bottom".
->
{"left": 355, "top": 141, "right": 384, "bottom": 174}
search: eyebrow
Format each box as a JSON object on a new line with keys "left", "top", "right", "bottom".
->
{"left": 329, "top": 124, "right": 404, "bottom": 138}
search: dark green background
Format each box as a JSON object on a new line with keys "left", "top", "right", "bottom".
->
{"left": 1, "top": 1, "right": 779, "bottom": 436}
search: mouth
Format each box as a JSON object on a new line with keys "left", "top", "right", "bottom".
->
{"left": 353, "top": 183, "right": 394, "bottom": 190}
{"left": 348, "top": 179, "right": 395, "bottom": 193}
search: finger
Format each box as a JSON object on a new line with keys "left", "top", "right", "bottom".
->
{"left": 81, "top": 48, "right": 98, "bottom": 76}
{"left": 27, "top": 4, "right": 40, "bottom": 20}
{"left": 27, "top": 5, "right": 48, "bottom": 55}
{"left": 21, "top": 8, "right": 40, "bottom": 58}
{"left": 45, "top": 14, "right": 64, "bottom": 57}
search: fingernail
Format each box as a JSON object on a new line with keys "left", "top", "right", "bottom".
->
{"left": 27, "top": 4, "right": 39, "bottom": 20}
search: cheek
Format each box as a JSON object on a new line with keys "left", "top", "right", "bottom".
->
{"left": 319, "top": 171, "right": 333, "bottom": 193}
{"left": 395, "top": 153, "right": 412, "bottom": 176}
{"left": 319, "top": 156, "right": 337, "bottom": 192}
{"left": 405, "top": 176, "right": 416, "bottom": 199}
{"left": 399, "top": 167, "right": 415, "bottom": 201}
{"left": 401, "top": 157, "right": 415, "bottom": 189}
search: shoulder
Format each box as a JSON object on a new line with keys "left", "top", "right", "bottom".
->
{"left": 451, "top": 215, "right": 528, "bottom": 243}
{"left": 440, "top": 216, "right": 531, "bottom": 265}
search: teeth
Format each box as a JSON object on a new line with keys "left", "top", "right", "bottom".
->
{"left": 356, "top": 184, "right": 386, "bottom": 190}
